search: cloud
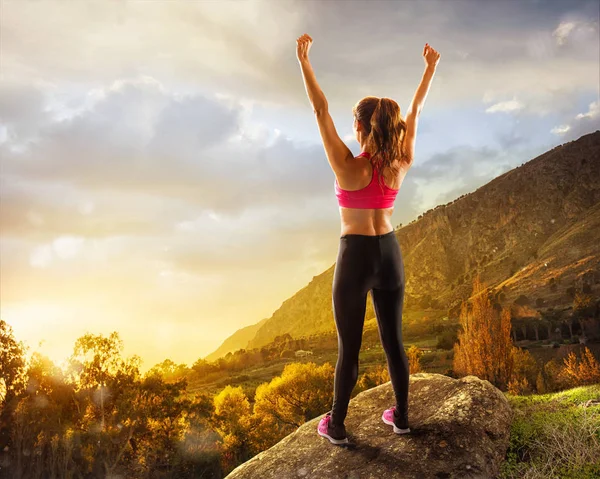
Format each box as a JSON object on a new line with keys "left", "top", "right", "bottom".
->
{"left": 553, "top": 100, "right": 600, "bottom": 141}
{"left": 2, "top": 0, "right": 597, "bottom": 114}
{"left": 553, "top": 18, "right": 599, "bottom": 47}
{"left": 485, "top": 99, "right": 525, "bottom": 114}
{"left": 553, "top": 21, "right": 577, "bottom": 46}
{"left": 575, "top": 100, "right": 600, "bottom": 121}
{"left": 0, "top": 77, "right": 339, "bottom": 231}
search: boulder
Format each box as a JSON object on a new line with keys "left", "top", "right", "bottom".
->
{"left": 226, "top": 372, "right": 513, "bottom": 479}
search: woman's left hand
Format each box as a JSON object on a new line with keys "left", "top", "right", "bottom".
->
{"left": 296, "top": 33, "right": 313, "bottom": 63}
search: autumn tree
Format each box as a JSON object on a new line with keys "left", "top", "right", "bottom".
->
{"left": 66, "top": 332, "right": 144, "bottom": 476}
{"left": 496, "top": 308, "right": 514, "bottom": 387}
{"left": 10, "top": 352, "right": 77, "bottom": 479}
{"left": 0, "top": 319, "right": 27, "bottom": 458}
{"left": 406, "top": 345, "right": 422, "bottom": 374}
{"left": 68, "top": 331, "right": 130, "bottom": 432}
{"left": 453, "top": 274, "right": 514, "bottom": 390}
{"left": 253, "top": 362, "right": 334, "bottom": 429}
{"left": 147, "top": 358, "right": 190, "bottom": 382}
{"left": 573, "top": 291, "right": 593, "bottom": 316}
{"left": 558, "top": 347, "right": 600, "bottom": 387}
{"left": 131, "top": 373, "right": 193, "bottom": 475}
{"left": 542, "top": 358, "right": 571, "bottom": 392}
{"left": 507, "top": 347, "right": 538, "bottom": 395}
{"left": 211, "top": 385, "right": 254, "bottom": 474}
{"left": 250, "top": 361, "right": 335, "bottom": 456}
{"left": 357, "top": 364, "right": 390, "bottom": 392}
{"left": 573, "top": 291, "right": 597, "bottom": 340}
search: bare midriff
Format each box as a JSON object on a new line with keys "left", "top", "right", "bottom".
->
{"left": 339, "top": 206, "right": 396, "bottom": 236}
{"left": 337, "top": 155, "right": 408, "bottom": 236}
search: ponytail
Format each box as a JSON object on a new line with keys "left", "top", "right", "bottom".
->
{"left": 361, "top": 97, "right": 408, "bottom": 194}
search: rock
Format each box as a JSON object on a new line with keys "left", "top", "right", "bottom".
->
{"left": 225, "top": 373, "right": 514, "bottom": 479}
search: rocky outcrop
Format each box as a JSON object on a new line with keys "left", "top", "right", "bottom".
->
{"left": 226, "top": 373, "right": 514, "bottom": 479}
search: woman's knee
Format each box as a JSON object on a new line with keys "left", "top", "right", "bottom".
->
{"left": 380, "top": 337, "right": 407, "bottom": 360}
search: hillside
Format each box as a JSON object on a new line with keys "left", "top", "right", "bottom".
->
{"left": 208, "top": 130, "right": 600, "bottom": 358}
{"left": 203, "top": 317, "right": 269, "bottom": 361}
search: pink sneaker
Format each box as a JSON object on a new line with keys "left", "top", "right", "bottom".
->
{"left": 382, "top": 406, "right": 410, "bottom": 434}
{"left": 317, "top": 411, "right": 349, "bottom": 445}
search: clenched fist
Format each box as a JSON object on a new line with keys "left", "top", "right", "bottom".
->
{"left": 296, "top": 33, "right": 313, "bottom": 63}
{"left": 423, "top": 43, "right": 441, "bottom": 68}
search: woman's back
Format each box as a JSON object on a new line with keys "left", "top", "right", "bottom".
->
{"left": 336, "top": 151, "right": 411, "bottom": 237}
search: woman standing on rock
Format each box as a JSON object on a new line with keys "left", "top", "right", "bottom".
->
{"left": 296, "top": 33, "right": 440, "bottom": 445}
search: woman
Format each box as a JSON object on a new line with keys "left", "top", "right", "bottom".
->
{"left": 297, "top": 33, "right": 440, "bottom": 445}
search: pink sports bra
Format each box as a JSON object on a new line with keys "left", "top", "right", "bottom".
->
{"left": 334, "top": 151, "right": 399, "bottom": 209}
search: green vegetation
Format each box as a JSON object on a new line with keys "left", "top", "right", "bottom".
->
{"left": 500, "top": 384, "right": 600, "bottom": 479}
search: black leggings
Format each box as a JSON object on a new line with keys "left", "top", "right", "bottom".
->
{"left": 330, "top": 230, "right": 409, "bottom": 426}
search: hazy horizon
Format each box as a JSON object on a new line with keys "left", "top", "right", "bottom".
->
{"left": 1, "top": 0, "right": 599, "bottom": 372}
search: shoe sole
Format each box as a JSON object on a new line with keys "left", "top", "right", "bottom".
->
{"left": 317, "top": 427, "right": 349, "bottom": 445}
{"left": 382, "top": 414, "right": 411, "bottom": 434}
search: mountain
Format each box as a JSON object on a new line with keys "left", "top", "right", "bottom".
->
{"left": 203, "top": 317, "right": 269, "bottom": 362}
{"left": 211, "top": 131, "right": 600, "bottom": 358}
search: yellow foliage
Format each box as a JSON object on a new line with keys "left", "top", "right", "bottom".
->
{"left": 406, "top": 345, "right": 422, "bottom": 374}
{"left": 357, "top": 364, "right": 390, "bottom": 392}
{"left": 543, "top": 358, "right": 570, "bottom": 392}
{"left": 213, "top": 385, "right": 251, "bottom": 419}
{"left": 573, "top": 291, "right": 593, "bottom": 311}
{"left": 510, "top": 346, "right": 539, "bottom": 387}
{"left": 507, "top": 376, "right": 531, "bottom": 395}
{"left": 211, "top": 385, "right": 254, "bottom": 474}
{"left": 453, "top": 274, "right": 514, "bottom": 389}
{"left": 558, "top": 347, "right": 600, "bottom": 387}
{"left": 253, "top": 362, "right": 334, "bottom": 430}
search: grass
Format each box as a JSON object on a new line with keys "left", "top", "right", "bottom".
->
{"left": 500, "top": 384, "right": 600, "bottom": 479}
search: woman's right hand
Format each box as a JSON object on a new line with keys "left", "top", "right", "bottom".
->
{"left": 423, "top": 43, "right": 440, "bottom": 68}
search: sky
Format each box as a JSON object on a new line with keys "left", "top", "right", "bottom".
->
{"left": 1, "top": 0, "right": 599, "bottom": 373}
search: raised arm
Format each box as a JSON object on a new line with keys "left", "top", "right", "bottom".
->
{"left": 296, "top": 33, "right": 353, "bottom": 175}
{"left": 403, "top": 43, "right": 440, "bottom": 166}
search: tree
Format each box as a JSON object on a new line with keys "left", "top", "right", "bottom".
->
{"left": 0, "top": 320, "right": 27, "bottom": 406}
{"left": 147, "top": 358, "right": 190, "bottom": 381}
{"left": 357, "top": 364, "right": 389, "bottom": 392}
{"left": 0, "top": 320, "right": 27, "bottom": 456}
{"left": 67, "top": 331, "right": 143, "bottom": 477}
{"left": 253, "top": 362, "right": 333, "bottom": 428}
{"left": 133, "top": 373, "right": 192, "bottom": 475}
{"left": 453, "top": 274, "right": 514, "bottom": 390}
{"left": 211, "top": 385, "right": 254, "bottom": 473}
{"left": 508, "top": 347, "right": 538, "bottom": 394}
{"left": 497, "top": 308, "right": 514, "bottom": 387}
{"left": 10, "top": 352, "right": 77, "bottom": 479}
{"left": 573, "top": 291, "right": 594, "bottom": 319}
{"left": 558, "top": 347, "right": 600, "bottom": 387}
{"left": 436, "top": 327, "right": 458, "bottom": 350}
{"left": 68, "top": 332, "right": 126, "bottom": 432}
{"left": 406, "top": 345, "right": 422, "bottom": 374}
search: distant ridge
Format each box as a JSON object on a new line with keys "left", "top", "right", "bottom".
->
{"left": 203, "top": 317, "right": 269, "bottom": 362}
